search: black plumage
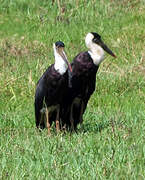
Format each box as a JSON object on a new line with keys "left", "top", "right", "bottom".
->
{"left": 64, "top": 32, "right": 116, "bottom": 131}
{"left": 70, "top": 52, "right": 99, "bottom": 130}
{"left": 34, "top": 41, "right": 72, "bottom": 133}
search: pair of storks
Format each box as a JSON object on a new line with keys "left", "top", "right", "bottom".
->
{"left": 34, "top": 32, "right": 116, "bottom": 133}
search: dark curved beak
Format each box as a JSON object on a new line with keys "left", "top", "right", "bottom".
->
{"left": 59, "top": 50, "right": 72, "bottom": 73}
{"left": 99, "top": 40, "right": 116, "bottom": 58}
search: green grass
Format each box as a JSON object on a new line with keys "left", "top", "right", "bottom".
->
{"left": 0, "top": 0, "right": 145, "bottom": 179}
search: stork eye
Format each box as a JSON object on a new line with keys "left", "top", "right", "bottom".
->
{"left": 93, "top": 38, "right": 99, "bottom": 43}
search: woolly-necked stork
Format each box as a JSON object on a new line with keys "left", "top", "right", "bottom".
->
{"left": 34, "top": 41, "right": 72, "bottom": 134}
{"left": 66, "top": 32, "right": 116, "bottom": 131}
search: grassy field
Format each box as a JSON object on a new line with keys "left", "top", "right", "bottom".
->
{"left": 0, "top": 0, "right": 145, "bottom": 179}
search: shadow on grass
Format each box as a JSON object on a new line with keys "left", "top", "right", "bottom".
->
{"left": 0, "top": 119, "right": 111, "bottom": 137}
{"left": 77, "top": 120, "right": 110, "bottom": 134}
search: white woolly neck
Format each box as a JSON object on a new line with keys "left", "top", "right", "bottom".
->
{"left": 53, "top": 44, "right": 68, "bottom": 75}
{"left": 85, "top": 33, "right": 105, "bottom": 66}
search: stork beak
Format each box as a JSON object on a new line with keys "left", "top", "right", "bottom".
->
{"left": 59, "top": 49, "right": 72, "bottom": 73}
{"left": 99, "top": 40, "right": 116, "bottom": 58}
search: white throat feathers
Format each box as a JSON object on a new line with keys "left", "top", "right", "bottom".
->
{"left": 85, "top": 33, "right": 105, "bottom": 66}
{"left": 53, "top": 44, "right": 68, "bottom": 75}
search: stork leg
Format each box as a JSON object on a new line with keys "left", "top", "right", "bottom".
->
{"left": 39, "top": 112, "right": 45, "bottom": 129}
{"left": 79, "top": 101, "right": 84, "bottom": 124}
{"left": 56, "top": 105, "right": 60, "bottom": 133}
{"left": 45, "top": 107, "right": 50, "bottom": 135}
{"left": 70, "top": 102, "right": 74, "bottom": 131}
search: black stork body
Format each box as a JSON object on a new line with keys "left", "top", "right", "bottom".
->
{"left": 66, "top": 32, "right": 116, "bottom": 131}
{"left": 34, "top": 41, "right": 72, "bottom": 134}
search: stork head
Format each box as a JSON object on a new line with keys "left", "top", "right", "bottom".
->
{"left": 53, "top": 41, "right": 72, "bottom": 72}
{"left": 85, "top": 32, "right": 116, "bottom": 58}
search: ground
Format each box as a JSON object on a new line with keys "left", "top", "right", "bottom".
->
{"left": 0, "top": 0, "right": 145, "bottom": 179}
